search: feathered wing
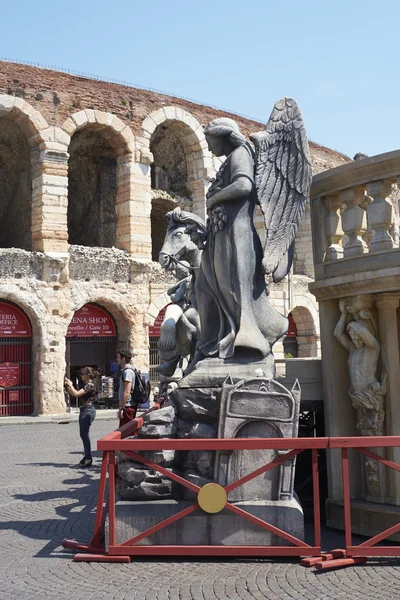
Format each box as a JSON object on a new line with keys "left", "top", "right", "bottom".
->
{"left": 250, "top": 98, "right": 312, "bottom": 283}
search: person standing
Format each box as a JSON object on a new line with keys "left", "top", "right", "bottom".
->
{"left": 116, "top": 349, "right": 137, "bottom": 427}
{"left": 64, "top": 367, "right": 98, "bottom": 467}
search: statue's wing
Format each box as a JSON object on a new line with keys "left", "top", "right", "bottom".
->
{"left": 250, "top": 98, "right": 312, "bottom": 283}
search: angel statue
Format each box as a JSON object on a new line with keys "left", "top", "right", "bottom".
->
{"left": 191, "top": 98, "right": 312, "bottom": 361}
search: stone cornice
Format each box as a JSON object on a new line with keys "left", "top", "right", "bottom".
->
{"left": 309, "top": 265, "right": 400, "bottom": 301}
{"left": 311, "top": 149, "right": 400, "bottom": 197}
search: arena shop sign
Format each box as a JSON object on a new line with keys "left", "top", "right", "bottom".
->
{"left": 0, "top": 302, "right": 32, "bottom": 337}
{"left": 67, "top": 305, "right": 117, "bottom": 338}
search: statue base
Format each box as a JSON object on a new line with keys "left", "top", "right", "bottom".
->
{"left": 106, "top": 498, "right": 304, "bottom": 548}
{"left": 179, "top": 351, "right": 276, "bottom": 388}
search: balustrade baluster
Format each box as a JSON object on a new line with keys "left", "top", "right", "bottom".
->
{"left": 366, "top": 180, "right": 394, "bottom": 252}
{"left": 341, "top": 186, "right": 368, "bottom": 258}
{"left": 324, "top": 195, "right": 343, "bottom": 261}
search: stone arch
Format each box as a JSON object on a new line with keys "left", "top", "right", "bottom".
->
{"left": 0, "top": 96, "right": 49, "bottom": 251}
{"left": 66, "top": 291, "right": 152, "bottom": 370}
{"left": 290, "top": 295, "right": 320, "bottom": 358}
{"left": 67, "top": 296, "right": 132, "bottom": 344}
{"left": 151, "top": 193, "right": 178, "bottom": 261}
{"left": 62, "top": 111, "right": 135, "bottom": 249}
{"left": 0, "top": 95, "right": 48, "bottom": 144}
{"left": 146, "top": 291, "right": 170, "bottom": 326}
{"left": 61, "top": 110, "right": 133, "bottom": 154}
{"left": 142, "top": 107, "right": 212, "bottom": 217}
{"left": 0, "top": 288, "right": 48, "bottom": 415}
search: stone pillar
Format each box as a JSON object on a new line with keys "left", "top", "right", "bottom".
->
{"left": 319, "top": 299, "right": 361, "bottom": 500}
{"left": 31, "top": 127, "right": 70, "bottom": 252}
{"left": 341, "top": 186, "right": 368, "bottom": 258}
{"left": 376, "top": 294, "right": 400, "bottom": 504}
{"left": 116, "top": 153, "right": 152, "bottom": 259}
{"left": 324, "top": 195, "right": 343, "bottom": 261}
{"left": 366, "top": 180, "right": 395, "bottom": 252}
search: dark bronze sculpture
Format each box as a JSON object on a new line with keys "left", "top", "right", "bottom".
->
{"left": 193, "top": 98, "right": 312, "bottom": 363}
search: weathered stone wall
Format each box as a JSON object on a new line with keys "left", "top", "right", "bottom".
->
{"left": 0, "top": 247, "right": 152, "bottom": 414}
{"left": 0, "top": 61, "right": 353, "bottom": 413}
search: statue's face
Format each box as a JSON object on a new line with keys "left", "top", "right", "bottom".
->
{"left": 348, "top": 327, "right": 363, "bottom": 348}
{"left": 205, "top": 133, "right": 225, "bottom": 157}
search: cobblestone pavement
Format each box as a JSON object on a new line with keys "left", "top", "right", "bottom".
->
{"left": 1, "top": 422, "right": 400, "bottom": 600}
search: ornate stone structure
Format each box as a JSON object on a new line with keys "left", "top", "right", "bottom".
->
{"left": 334, "top": 294, "right": 386, "bottom": 498}
{"left": 309, "top": 150, "right": 400, "bottom": 537}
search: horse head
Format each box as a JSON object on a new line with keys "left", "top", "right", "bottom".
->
{"left": 159, "top": 207, "right": 205, "bottom": 271}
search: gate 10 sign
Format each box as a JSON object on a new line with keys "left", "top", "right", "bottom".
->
{"left": 67, "top": 304, "right": 117, "bottom": 338}
{"left": 0, "top": 363, "right": 20, "bottom": 388}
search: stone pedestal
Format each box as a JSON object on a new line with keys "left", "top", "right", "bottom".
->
{"left": 106, "top": 498, "right": 304, "bottom": 548}
{"left": 179, "top": 352, "right": 275, "bottom": 388}
{"left": 326, "top": 498, "right": 400, "bottom": 542}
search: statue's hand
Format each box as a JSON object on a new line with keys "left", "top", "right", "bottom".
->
{"left": 185, "top": 223, "right": 208, "bottom": 250}
{"left": 158, "top": 325, "right": 177, "bottom": 351}
{"left": 339, "top": 299, "right": 347, "bottom": 314}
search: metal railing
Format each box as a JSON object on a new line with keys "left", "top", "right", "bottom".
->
{"left": 62, "top": 403, "right": 400, "bottom": 569}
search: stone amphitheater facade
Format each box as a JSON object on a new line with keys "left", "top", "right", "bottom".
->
{"left": 0, "top": 61, "right": 351, "bottom": 415}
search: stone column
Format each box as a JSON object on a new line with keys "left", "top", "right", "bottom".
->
{"left": 116, "top": 152, "right": 152, "bottom": 259}
{"left": 366, "top": 180, "right": 395, "bottom": 252}
{"left": 341, "top": 186, "right": 368, "bottom": 258}
{"left": 324, "top": 195, "right": 343, "bottom": 261}
{"left": 318, "top": 299, "right": 361, "bottom": 501}
{"left": 376, "top": 294, "right": 400, "bottom": 504}
{"left": 31, "top": 127, "right": 70, "bottom": 252}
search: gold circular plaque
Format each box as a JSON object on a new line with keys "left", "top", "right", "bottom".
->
{"left": 197, "top": 483, "right": 227, "bottom": 514}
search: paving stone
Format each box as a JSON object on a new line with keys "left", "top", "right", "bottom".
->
{"left": 1, "top": 421, "right": 400, "bottom": 599}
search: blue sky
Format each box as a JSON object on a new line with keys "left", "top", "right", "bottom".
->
{"left": 1, "top": 0, "right": 399, "bottom": 158}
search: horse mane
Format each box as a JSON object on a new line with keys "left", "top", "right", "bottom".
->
{"left": 166, "top": 207, "right": 206, "bottom": 230}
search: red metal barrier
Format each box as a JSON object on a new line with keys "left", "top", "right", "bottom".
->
{"left": 62, "top": 410, "right": 400, "bottom": 568}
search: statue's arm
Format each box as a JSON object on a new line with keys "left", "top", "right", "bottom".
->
{"left": 207, "top": 146, "right": 254, "bottom": 209}
{"left": 357, "top": 326, "right": 380, "bottom": 350}
{"left": 334, "top": 312, "right": 350, "bottom": 350}
{"left": 170, "top": 279, "right": 189, "bottom": 303}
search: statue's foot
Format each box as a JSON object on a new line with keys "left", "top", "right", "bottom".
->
{"left": 183, "top": 350, "right": 206, "bottom": 375}
{"left": 156, "top": 359, "right": 180, "bottom": 377}
{"left": 168, "top": 368, "right": 184, "bottom": 382}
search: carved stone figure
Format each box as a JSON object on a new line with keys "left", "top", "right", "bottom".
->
{"left": 334, "top": 299, "right": 386, "bottom": 437}
{"left": 190, "top": 99, "right": 312, "bottom": 366}
{"left": 156, "top": 208, "right": 204, "bottom": 382}
{"left": 334, "top": 296, "right": 386, "bottom": 498}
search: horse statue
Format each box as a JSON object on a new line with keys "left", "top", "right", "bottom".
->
{"left": 157, "top": 207, "right": 206, "bottom": 383}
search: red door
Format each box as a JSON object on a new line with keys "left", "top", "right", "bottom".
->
{"left": 0, "top": 302, "right": 32, "bottom": 416}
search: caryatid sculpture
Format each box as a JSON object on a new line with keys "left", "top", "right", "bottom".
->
{"left": 334, "top": 297, "right": 387, "bottom": 499}
{"left": 334, "top": 299, "right": 386, "bottom": 437}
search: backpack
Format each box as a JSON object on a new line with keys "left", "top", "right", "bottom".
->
{"left": 123, "top": 366, "right": 150, "bottom": 406}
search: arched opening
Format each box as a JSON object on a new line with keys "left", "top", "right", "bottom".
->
{"left": 66, "top": 303, "right": 118, "bottom": 409}
{"left": 290, "top": 306, "right": 318, "bottom": 357}
{"left": 0, "top": 300, "right": 32, "bottom": 416}
{"left": 0, "top": 118, "right": 31, "bottom": 250}
{"left": 283, "top": 313, "right": 298, "bottom": 358}
{"left": 68, "top": 128, "right": 117, "bottom": 247}
{"left": 148, "top": 304, "right": 169, "bottom": 385}
{"left": 151, "top": 195, "right": 177, "bottom": 261}
{"left": 150, "top": 123, "right": 189, "bottom": 196}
